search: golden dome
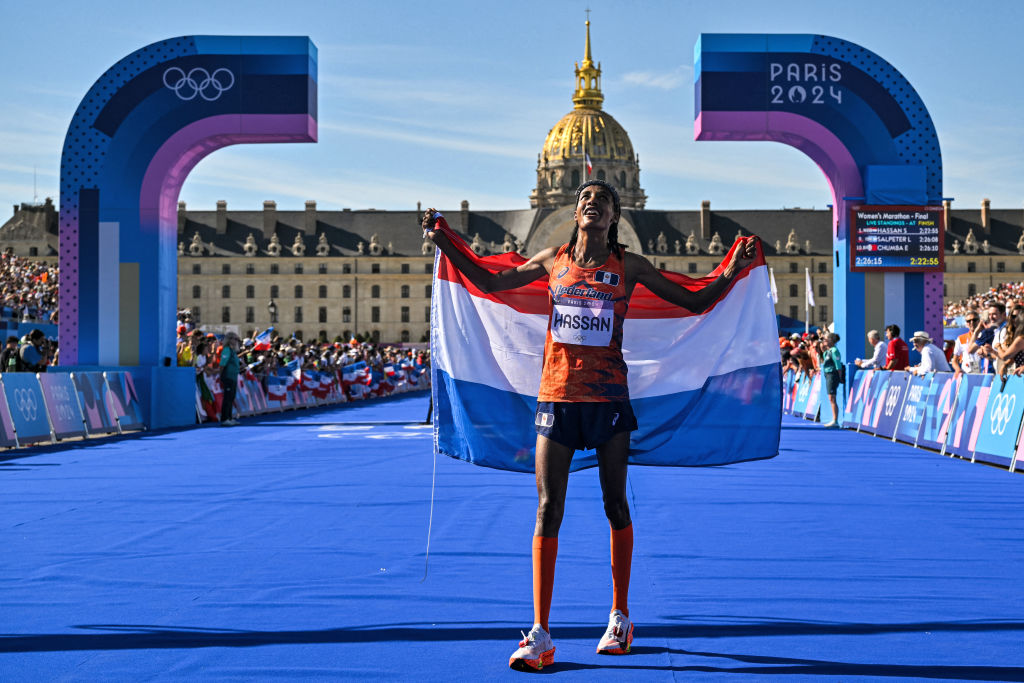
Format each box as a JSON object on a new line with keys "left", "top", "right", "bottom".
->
{"left": 530, "top": 18, "right": 646, "bottom": 209}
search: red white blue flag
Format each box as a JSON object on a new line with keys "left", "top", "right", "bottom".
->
{"left": 429, "top": 216, "right": 781, "bottom": 472}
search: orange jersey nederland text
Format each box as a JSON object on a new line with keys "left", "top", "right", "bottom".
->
{"left": 537, "top": 244, "right": 629, "bottom": 402}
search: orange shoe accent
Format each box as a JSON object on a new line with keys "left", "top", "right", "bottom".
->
{"left": 532, "top": 536, "right": 558, "bottom": 632}
{"left": 596, "top": 621, "right": 634, "bottom": 655}
{"left": 610, "top": 524, "right": 633, "bottom": 617}
{"left": 509, "top": 645, "right": 555, "bottom": 671}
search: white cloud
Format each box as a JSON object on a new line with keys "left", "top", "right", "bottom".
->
{"left": 620, "top": 65, "right": 692, "bottom": 91}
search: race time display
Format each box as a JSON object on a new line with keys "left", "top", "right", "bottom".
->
{"left": 850, "top": 205, "right": 944, "bottom": 272}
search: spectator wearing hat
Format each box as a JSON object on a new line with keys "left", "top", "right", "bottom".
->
{"left": 908, "top": 331, "right": 951, "bottom": 376}
{"left": 854, "top": 330, "right": 886, "bottom": 370}
{"left": 883, "top": 325, "right": 909, "bottom": 371}
{"left": 1, "top": 335, "right": 19, "bottom": 372}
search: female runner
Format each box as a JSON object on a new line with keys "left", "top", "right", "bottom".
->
{"left": 422, "top": 180, "right": 756, "bottom": 671}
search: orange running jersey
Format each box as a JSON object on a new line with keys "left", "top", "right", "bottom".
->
{"left": 537, "top": 244, "right": 629, "bottom": 402}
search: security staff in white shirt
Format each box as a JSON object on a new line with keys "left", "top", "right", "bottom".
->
{"left": 854, "top": 330, "right": 887, "bottom": 370}
{"left": 909, "top": 331, "right": 952, "bottom": 375}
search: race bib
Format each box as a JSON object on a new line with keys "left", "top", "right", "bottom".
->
{"left": 550, "top": 299, "right": 614, "bottom": 346}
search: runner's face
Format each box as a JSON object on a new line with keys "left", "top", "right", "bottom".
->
{"left": 575, "top": 186, "right": 618, "bottom": 233}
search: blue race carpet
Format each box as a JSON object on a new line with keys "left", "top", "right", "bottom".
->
{"left": 2, "top": 396, "right": 1023, "bottom": 680}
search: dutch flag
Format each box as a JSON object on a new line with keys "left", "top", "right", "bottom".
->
{"left": 428, "top": 216, "right": 781, "bottom": 472}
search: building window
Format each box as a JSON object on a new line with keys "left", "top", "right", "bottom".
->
{"left": 193, "top": 306, "right": 201, "bottom": 320}
{"left": 425, "top": 263, "right": 432, "bottom": 273}
{"left": 245, "top": 263, "right": 254, "bottom": 275}
{"left": 343, "top": 263, "right": 352, "bottom": 274}
{"left": 789, "top": 284, "right": 798, "bottom": 297}
{"left": 222, "top": 264, "right": 231, "bottom": 275}
{"left": 246, "top": 285, "right": 254, "bottom": 299}
{"left": 818, "top": 263, "right": 827, "bottom": 273}
{"left": 192, "top": 285, "right": 201, "bottom": 298}
{"left": 318, "top": 263, "right": 327, "bottom": 274}
{"left": 943, "top": 284, "right": 947, "bottom": 297}
{"left": 192, "top": 264, "right": 201, "bottom": 274}
{"left": 371, "top": 263, "right": 380, "bottom": 274}
{"left": 967, "top": 262, "right": 976, "bottom": 273}
{"left": 294, "top": 330, "right": 303, "bottom": 341}
{"left": 401, "top": 330, "right": 410, "bottom": 342}
{"left": 789, "top": 263, "right": 798, "bottom": 273}
{"left": 222, "top": 285, "right": 231, "bottom": 298}
{"left": 319, "top": 306, "right": 327, "bottom": 323}
{"left": 401, "top": 306, "right": 410, "bottom": 323}
{"left": 245, "top": 306, "right": 254, "bottom": 323}
{"left": 997, "top": 262, "right": 1006, "bottom": 273}
{"left": 295, "top": 285, "right": 303, "bottom": 298}
{"left": 27, "top": 247, "right": 37, "bottom": 256}
{"left": 424, "top": 306, "right": 430, "bottom": 322}
{"left": 425, "top": 285, "right": 432, "bottom": 298}
{"left": 222, "top": 306, "right": 231, "bottom": 323}
{"left": 659, "top": 262, "right": 666, "bottom": 270}
{"left": 371, "top": 285, "right": 380, "bottom": 298}
{"left": 789, "top": 305, "right": 799, "bottom": 319}
{"left": 342, "top": 307, "right": 351, "bottom": 323}
{"left": 343, "top": 330, "right": 351, "bottom": 340}
{"left": 270, "top": 264, "right": 279, "bottom": 274}
{"left": 270, "top": 285, "right": 279, "bottom": 298}
{"left": 968, "top": 283, "right": 977, "bottom": 296}
{"left": 371, "top": 330, "right": 380, "bottom": 343}
{"left": 372, "top": 306, "right": 380, "bottom": 323}
{"left": 818, "top": 284, "right": 827, "bottom": 298}
{"left": 294, "top": 306, "right": 303, "bottom": 323}
{"left": 819, "top": 305, "right": 828, "bottom": 321}
{"left": 318, "top": 285, "right": 327, "bottom": 298}
{"left": 294, "top": 264, "right": 303, "bottom": 275}
{"left": 343, "top": 285, "right": 351, "bottom": 298}
{"left": 401, "top": 263, "right": 410, "bottom": 274}
{"left": 688, "top": 263, "right": 697, "bottom": 274}
{"left": 401, "top": 285, "right": 410, "bottom": 298}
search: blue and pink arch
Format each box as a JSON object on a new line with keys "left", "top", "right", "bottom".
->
{"left": 59, "top": 36, "right": 317, "bottom": 370}
{"left": 695, "top": 34, "right": 943, "bottom": 361}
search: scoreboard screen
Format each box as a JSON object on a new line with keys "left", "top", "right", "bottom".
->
{"left": 850, "top": 205, "right": 944, "bottom": 272}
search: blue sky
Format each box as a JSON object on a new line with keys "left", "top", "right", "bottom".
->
{"left": 2, "top": 0, "right": 1022, "bottom": 213}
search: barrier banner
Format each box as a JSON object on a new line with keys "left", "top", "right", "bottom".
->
{"left": 893, "top": 374, "right": 934, "bottom": 445}
{"left": 859, "top": 370, "right": 894, "bottom": 433}
{"left": 944, "top": 373, "right": 993, "bottom": 459}
{"left": 843, "top": 369, "right": 873, "bottom": 428}
{"left": 1014, "top": 428, "right": 1024, "bottom": 472}
{"left": 234, "top": 376, "right": 255, "bottom": 417}
{"left": 0, "top": 382, "right": 19, "bottom": 447}
{"left": 915, "top": 373, "right": 958, "bottom": 450}
{"left": 866, "top": 372, "right": 911, "bottom": 438}
{"left": 2, "top": 373, "right": 52, "bottom": 444}
{"left": 972, "top": 375, "right": 1024, "bottom": 468}
{"left": 246, "top": 379, "right": 269, "bottom": 413}
{"left": 104, "top": 371, "right": 146, "bottom": 431}
{"left": 802, "top": 372, "right": 822, "bottom": 421}
{"left": 72, "top": 372, "right": 118, "bottom": 435}
{"left": 782, "top": 370, "right": 796, "bottom": 413}
{"left": 38, "top": 373, "right": 86, "bottom": 440}
{"left": 792, "top": 373, "right": 813, "bottom": 416}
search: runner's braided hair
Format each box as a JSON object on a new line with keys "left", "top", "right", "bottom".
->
{"left": 567, "top": 180, "right": 626, "bottom": 256}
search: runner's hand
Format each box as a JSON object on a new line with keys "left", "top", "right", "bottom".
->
{"left": 421, "top": 208, "right": 439, "bottom": 240}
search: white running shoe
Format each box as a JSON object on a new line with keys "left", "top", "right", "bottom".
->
{"left": 596, "top": 609, "right": 634, "bottom": 654}
{"left": 509, "top": 624, "right": 555, "bottom": 671}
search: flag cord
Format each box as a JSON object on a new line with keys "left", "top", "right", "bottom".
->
{"left": 420, "top": 442, "right": 437, "bottom": 583}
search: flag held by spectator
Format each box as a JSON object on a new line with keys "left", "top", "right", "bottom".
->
{"left": 429, "top": 215, "right": 781, "bottom": 473}
{"left": 253, "top": 327, "right": 274, "bottom": 351}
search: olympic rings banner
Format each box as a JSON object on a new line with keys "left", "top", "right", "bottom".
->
{"left": 2, "top": 373, "right": 54, "bottom": 444}
{"left": 785, "top": 368, "right": 1024, "bottom": 470}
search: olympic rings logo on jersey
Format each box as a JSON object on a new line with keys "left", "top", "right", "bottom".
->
{"left": 884, "top": 386, "right": 901, "bottom": 416}
{"left": 163, "top": 67, "right": 235, "bottom": 101}
{"left": 14, "top": 388, "right": 38, "bottom": 422}
{"left": 988, "top": 392, "right": 1017, "bottom": 436}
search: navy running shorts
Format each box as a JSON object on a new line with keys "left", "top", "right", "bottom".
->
{"left": 535, "top": 400, "right": 638, "bottom": 451}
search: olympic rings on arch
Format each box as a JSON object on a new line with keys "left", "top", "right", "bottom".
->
{"left": 163, "top": 67, "right": 235, "bottom": 102}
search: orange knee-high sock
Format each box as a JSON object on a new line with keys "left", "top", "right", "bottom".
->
{"left": 532, "top": 536, "right": 558, "bottom": 632}
{"left": 610, "top": 524, "right": 633, "bottom": 617}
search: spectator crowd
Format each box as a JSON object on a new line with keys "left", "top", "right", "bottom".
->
{"left": 0, "top": 253, "right": 59, "bottom": 323}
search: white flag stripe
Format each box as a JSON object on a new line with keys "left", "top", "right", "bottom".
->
{"left": 434, "top": 265, "right": 779, "bottom": 399}
{"left": 805, "top": 267, "right": 816, "bottom": 308}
